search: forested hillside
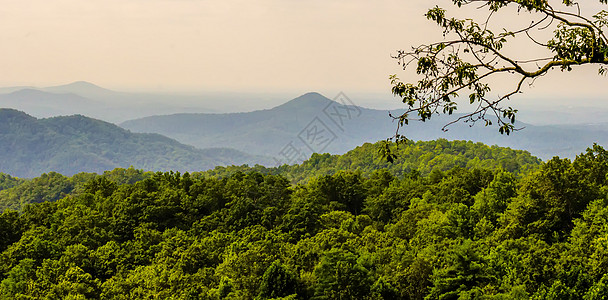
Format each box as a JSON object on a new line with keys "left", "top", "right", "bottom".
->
{"left": 0, "top": 140, "right": 541, "bottom": 211}
{"left": 0, "top": 109, "right": 270, "bottom": 177}
{"left": 0, "top": 168, "right": 150, "bottom": 212}
{"left": 203, "top": 139, "right": 542, "bottom": 183}
{"left": 2, "top": 141, "right": 606, "bottom": 298}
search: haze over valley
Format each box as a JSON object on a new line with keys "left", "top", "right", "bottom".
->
{"left": 1, "top": 81, "right": 608, "bottom": 178}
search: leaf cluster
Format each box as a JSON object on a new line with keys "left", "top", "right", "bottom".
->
{"left": 390, "top": 0, "right": 608, "bottom": 146}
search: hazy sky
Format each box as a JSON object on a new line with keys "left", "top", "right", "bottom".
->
{"left": 2, "top": 0, "right": 608, "bottom": 102}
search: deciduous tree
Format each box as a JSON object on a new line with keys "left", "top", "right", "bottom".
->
{"left": 390, "top": 0, "right": 608, "bottom": 141}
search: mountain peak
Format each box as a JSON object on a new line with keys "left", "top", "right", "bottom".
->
{"left": 299, "top": 91, "right": 324, "bottom": 98}
{"left": 46, "top": 81, "right": 107, "bottom": 90}
{"left": 7, "top": 88, "right": 49, "bottom": 96}
{"left": 293, "top": 92, "right": 329, "bottom": 101}
{"left": 42, "top": 81, "right": 116, "bottom": 97}
{"left": 63, "top": 81, "right": 102, "bottom": 88}
{"left": 271, "top": 92, "right": 334, "bottom": 111}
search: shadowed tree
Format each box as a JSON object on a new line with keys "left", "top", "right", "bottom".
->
{"left": 257, "top": 260, "right": 299, "bottom": 299}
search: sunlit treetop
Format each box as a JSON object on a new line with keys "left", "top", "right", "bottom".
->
{"left": 389, "top": 0, "right": 608, "bottom": 144}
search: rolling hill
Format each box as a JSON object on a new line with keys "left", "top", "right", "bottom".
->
{"left": 120, "top": 92, "right": 608, "bottom": 161}
{"left": 0, "top": 81, "right": 290, "bottom": 123}
{"left": 200, "top": 139, "right": 543, "bottom": 184}
{"left": 120, "top": 92, "right": 398, "bottom": 162}
{"left": 0, "top": 89, "right": 98, "bottom": 119}
{"left": 2, "top": 83, "right": 607, "bottom": 161}
{"left": 0, "top": 109, "right": 271, "bottom": 178}
{"left": 0, "top": 82, "right": 218, "bottom": 123}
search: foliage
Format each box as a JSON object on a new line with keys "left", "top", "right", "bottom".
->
{"left": 201, "top": 139, "right": 542, "bottom": 184}
{"left": 390, "top": 0, "right": 608, "bottom": 140}
{"left": 0, "top": 174, "right": 23, "bottom": 192}
{"left": 0, "top": 142, "right": 606, "bottom": 298}
{"left": 0, "top": 168, "right": 151, "bottom": 212}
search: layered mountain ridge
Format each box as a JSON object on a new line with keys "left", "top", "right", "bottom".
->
{"left": 120, "top": 92, "right": 608, "bottom": 160}
{"left": 0, "top": 109, "right": 271, "bottom": 177}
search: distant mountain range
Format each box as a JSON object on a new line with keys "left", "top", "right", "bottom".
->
{"left": 120, "top": 92, "right": 397, "bottom": 163}
{"left": 0, "top": 82, "right": 221, "bottom": 123}
{"left": 1, "top": 82, "right": 608, "bottom": 164}
{"left": 0, "top": 81, "right": 120, "bottom": 98}
{"left": 120, "top": 92, "right": 608, "bottom": 161}
{"left": 0, "top": 82, "right": 292, "bottom": 123}
{"left": 0, "top": 109, "right": 271, "bottom": 178}
{"left": 0, "top": 88, "right": 99, "bottom": 119}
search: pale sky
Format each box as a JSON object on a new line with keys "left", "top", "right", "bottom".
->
{"left": 1, "top": 0, "right": 608, "bottom": 102}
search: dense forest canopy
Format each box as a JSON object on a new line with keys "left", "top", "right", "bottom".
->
{"left": 202, "top": 139, "right": 541, "bottom": 184}
{"left": 0, "top": 140, "right": 607, "bottom": 298}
